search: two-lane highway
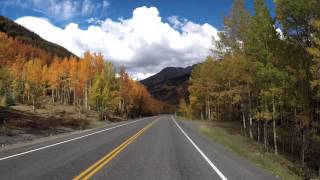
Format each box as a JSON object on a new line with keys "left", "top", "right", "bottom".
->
{"left": 0, "top": 116, "right": 276, "bottom": 180}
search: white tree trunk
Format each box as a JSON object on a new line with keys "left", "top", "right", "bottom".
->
{"left": 84, "top": 81, "right": 88, "bottom": 109}
{"left": 32, "top": 97, "right": 35, "bottom": 112}
{"left": 272, "top": 97, "right": 278, "bottom": 155}
{"left": 242, "top": 111, "right": 246, "bottom": 135}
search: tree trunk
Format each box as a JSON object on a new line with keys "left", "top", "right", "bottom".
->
{"left": 208, "top": 97, "right": 210, "bottom": 120}
{"left": 249, "top": 116, "right": 253, "bottom": 139}
{"left": 67, "top": 88, "right": 70, "bottom": 104}
{"left": 248, "top": 83, "right": 253, "bottom": 139}
{"left": 257, "top": 120, "right": 260, "bottom": 143}
{"left": 291, "top": 135, "right": 294, "bottom": 155}
{"left": 78, "top": 107, "right": 81, "bottom": 119}
{"left": 32, "top": 96, "right": 35, "bottom": 112}
{"left": 52, "top": 89, "right": 55, "bottom": 104}
{"left": 209, "top": 97, "right": 212, "bottom": 120}
{"left": 57, "top": 88, "right": 60, "bottom": 104}
{"left": 100, "top": 112, "right": 103, "bottom": 121}
{"left": 264, "top": 120, "right": 268, "bottom": 151}
{"left": 84, "top": 81, "right": 88, "bottom": 109}
{"left": 201, "top": 106, "right": 203, "bottom": 120}
{"left": 206, "top": 96, "right": 209, "bottom": 120}
{"left": 272, "top": 118, "right": 278, "bottom": 155}
{"left": 292, "top": 108, "right": 296, "bottom": 155}
{"left": 73, "top": 87, "right": 76, "bottom": 105}
{"left": 242, "top": 111, "right": 246, "bottom": 136}
{"left": 217, "top": 103, "right": 220, "bottom": 121}
{"left": 22, "top": 93, "right": 25, "bottom": 104}
{"left": 301, "top": 129, "right": 305, "bottom": 166}
{"left": 55, "top": 88, "right": 58, "bottom": 103}
{"left": 272, "top": 97, "right": 278, "bottom": 155}
{"left": 62, "top": 87, "right": 65, "bottom": 104}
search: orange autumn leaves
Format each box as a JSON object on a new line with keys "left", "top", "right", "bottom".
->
{"left": 118, "top": 68, "right": 163, "bottom": 117}
{"left": 0, "top": 32, "right": 54, "bottom": 67}
{"left": 1, "top": 49, "right": 163, "bottom": 118}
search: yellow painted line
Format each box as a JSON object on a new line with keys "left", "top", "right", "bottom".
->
{"left": 74, "top": 118, "right": 159, "bottom": 180}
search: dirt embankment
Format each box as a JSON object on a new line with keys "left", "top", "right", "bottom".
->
{"left": 0, "top": 104, "right": 120, "bottom": 147}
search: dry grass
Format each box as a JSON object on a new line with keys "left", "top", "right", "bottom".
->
{"left": 199, "top": 123, "right": 301, "bottom": 180}
{"left": 0, "top": 104, "right": 105, "bottom": 146}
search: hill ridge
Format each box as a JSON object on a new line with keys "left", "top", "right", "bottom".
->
{"left": 140, "top": 65, "right": 196, "bottom": 105}
{"left": 0, "top": 15, "right": 76, "bottom": 58}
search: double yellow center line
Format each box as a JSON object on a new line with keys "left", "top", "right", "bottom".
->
{"left": 74, "top": 119, "right": 159, "bottom": 180}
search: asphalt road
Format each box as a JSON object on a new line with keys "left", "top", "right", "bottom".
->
{"left": 0, "top": 115, "right": 276, "bottom": 180}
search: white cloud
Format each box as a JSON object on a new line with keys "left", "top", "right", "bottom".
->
{"left": 133, "top": 73, "right": 155, "bottom": 81}
{"left": 81, "top": 0, "right": 91, "bottom": 16}
{"left": 167, "top": 16, "right": 187, "bottom": 29}
{"left": 9, "top": 0, "right": 109, "bottom": 21}
{"left": 86, "top": 17, "right": 103, "bottom": 25}
{"left": 102, "top": 0, "right": 110, "bottom": 9}
{"left": 15, "top": 6, "right": 219, "bottom": 79}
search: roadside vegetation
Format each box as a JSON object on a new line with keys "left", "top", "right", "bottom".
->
{"left": 0, "top": 32, "right": 168, "bottom": 145}
{"left": 179, "top": 0, "right": 320, "bottom": 178}
{"left": 0, "top": 104, "right": 89, "bottom": 146}
{"left": 0, "top": 32, "right": 165, "bottom": 118}
{"left": 200, "top": 121, "right": 300, "bottom": 180}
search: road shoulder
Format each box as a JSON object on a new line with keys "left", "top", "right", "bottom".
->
{"left": 177, "top": 118, "right": 277, "bottom": 180}
{"left": 176, "top": 117, "right": 300, "bottom": 180}
{"left": 0, "top": 117, "right": 150, "bottom": 154}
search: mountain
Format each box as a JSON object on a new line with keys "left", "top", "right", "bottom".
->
{"left": 0, "top": 15, "right": 75, "bottom": 58}
{"left": 140, "top": 65, "right": 196, "bottom": 105}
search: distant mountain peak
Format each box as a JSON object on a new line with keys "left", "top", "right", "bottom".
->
{"left": 140, "top": 65, "right": 196, "bottom": 105}
{"left": 141, "top": 65, "right": 195, "bottom": 84}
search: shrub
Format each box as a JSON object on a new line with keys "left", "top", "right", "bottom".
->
{"left": 0, "top": 96, "right": 14, "bottom": 107}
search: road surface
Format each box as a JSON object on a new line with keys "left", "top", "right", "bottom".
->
{"left": 0, "top": 115, "right": 276, "bottom": 180}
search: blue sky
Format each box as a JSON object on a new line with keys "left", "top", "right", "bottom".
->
{"left": 0, "top": 0, "right": 275, "bottom": 30}
{"left": 0, "top": 0, "right": 276, "bottom": 79}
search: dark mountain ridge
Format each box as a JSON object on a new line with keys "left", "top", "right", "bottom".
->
{"left": 141, "top": 65, "right": 196, "bottom": 105}
{"left": 0, "top": 15, "right": 76, "bottom": 58}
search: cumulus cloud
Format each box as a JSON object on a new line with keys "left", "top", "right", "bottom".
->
{"left": 16, "top": 6, "right": 219, "bottom": 79}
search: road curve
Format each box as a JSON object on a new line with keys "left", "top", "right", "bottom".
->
{"left": 0, "top": 115, "right": 276, "bottom": 180}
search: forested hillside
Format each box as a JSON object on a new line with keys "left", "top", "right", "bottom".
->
{"left": 0, "top": 16, "right": 75, "bottom": 58}
{"left": 0, "top": 15, "right": 168, "bottom": 148}
{"left": 0, "top": 19, "right": 165, "bottom": 121}
{"left": 179, "top": 0, "right": 320, "bottom": 178}
{"left": 0, "top": 50, "right": 164, "bottom": 119}
{"left": 141, "top": 66, "right": 195, "bottom": 105}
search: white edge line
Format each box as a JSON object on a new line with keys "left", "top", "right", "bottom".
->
{"left": 171, "top": 116, "right": 228, "bottom": 180}
{"left": 0, "top": 117, "right": 149, "bottom": 161}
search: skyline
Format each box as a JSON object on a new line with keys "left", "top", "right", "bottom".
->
{"left": 0, "top": 0, "right": 276, "bottom": 79}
